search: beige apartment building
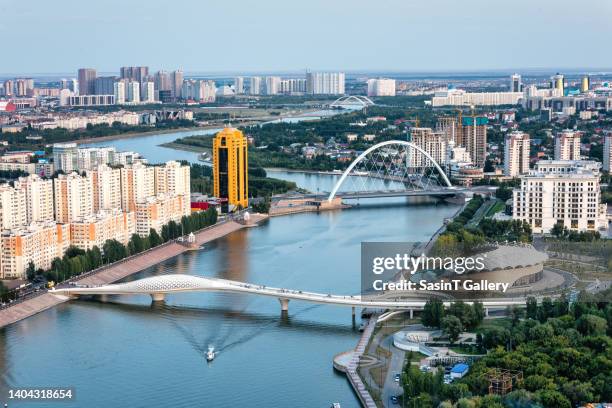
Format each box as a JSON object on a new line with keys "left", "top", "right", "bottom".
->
{"left": 70, "top": 209, "right": 135, "bottom": 250}
{"left": 120, "top": 163, "right": 155, "bottom": 212}
{"left": 135, "top": 194, "right": 187, "bottom": 236}
{"left": 513, "top": 160, "right": 607, "bottom": 233}
{"left": 15, "top": 174, "right": 55, "bottom": 224}
{"left": 0, "top": 222, "right": 70, "bottom": 279}
{"left": 89, "top": 164, "right": 122, "bottom": 212}
{"left": 504, "top": 131, "right": 530, "bottom": 177}
{"left": 554, "top": 130, "right": 581, "bottom": 161}
{"left": 409, "top": 127, "right": 449, "bottom": 168}
{"left": 154, "top": 161, "right": 191, "bottom": 214}
{"left": 54, "top": 172, "right": 94, "bottom": 223}
{"left": 0, "top": 183, "right": 27, "bottom": 230}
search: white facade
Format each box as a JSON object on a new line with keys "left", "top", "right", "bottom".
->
{"left": 249, "top": 77, "right": 262, "bottom": 95}
{"left": 409, "top": 128, "right": 448, "bottom": 168}
{"left": 367, "top": 78, "right": 396, "bottom": 97}
{"left": 604, "top": 134, "right": 612, "bottom": 173}
{"left": 53, "top": 172, "right": 94, "bottom": 223}
{"left": 513, "top": 160, "right": 607, "bottom": 233}
{"left": 554, "top": 130, "right": 581, "bottom": 161}
{"left": 431, "top": 89, "right": 523, "bottom": 107}
{"left": 265, "top": 76, "right": 281, "bottom": 95}
{"left": 113, "top": 81, "right": 126, "bottom": 104}
{"left": 141, "top": 81, "right": 155, "bottom": 103}
{"left": 127, "top": 81, "right": 140, "bottom": 104}
{"left": 234, "top": 77, "right": 244, "bottom": 94}
{"left": 504, "top": 131, "right": 530, "bottom": 177}
{"left": 306, "top": 72, "right": 345, "bottom": 95}
{"left": 52, "top": 143, "right": 78, "bottom": 173}
{"left": 89, "top": 164, "right": 123, "bottom": 212}
{"left": 0, "top": 184, "right": 27, "bottom": 230}
{"left": 14, "top": 175, "right": 55, "bottom": 225}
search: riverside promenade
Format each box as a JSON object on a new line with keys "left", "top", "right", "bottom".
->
{"left": 0, "top": 214, "right": 268, "bottom": 330}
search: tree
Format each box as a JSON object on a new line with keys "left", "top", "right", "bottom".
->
{"left": 526, "top": 297, "right": 538, "bottom": 320}
{"left": 128, "top": 234, "right": 145, "bottom": 254}
{"left": 26, "top": 261, "right": 36, "bottom": 281}
{"left": 537, "top": 390, "right": 571, "bottom": 408}
{"left": 441, "top": 315, "right": 463, "bottom": 344}
{"left": 102, "top": 239, "right": 128, "bottom": 263}
{"left": 421, "top": 299, "right": 445, "bottom": 327}
{"left": 149, "top": 228, "right": 162, "bottom": 247}
{"left": 576, "top": 314, "right": 608, "bottom": 336}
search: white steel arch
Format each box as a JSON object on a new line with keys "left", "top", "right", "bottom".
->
{"left": 329, "top": 95, "right": 375, "bottom": 107}
{"left": 327, "top": 140, "right": 452, "bottom": 202}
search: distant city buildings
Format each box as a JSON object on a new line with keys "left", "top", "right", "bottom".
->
{"left": 367, "top": 78, "right": 396, "bottom": 97}
{"left": 306, "top": 72, "right": 345, "bottom": 95}
{"left": 431, "top": 89, "right": 523, "bottom": 107}
{"left": 249, "top": 77, "right": 262, "bottom": 95}
{"left": 604, "top": 133, "right": 612, "bottom": 173}
{"left": 510, "top": 73, "right": 522, "bottom": 93}
{"left": 77, "top": 68, "right": 97, "bottom": 95}
{"left": 234, "top": 77, "right": 245, "bottom": 94}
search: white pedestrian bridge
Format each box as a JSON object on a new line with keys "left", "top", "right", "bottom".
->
{"left": 51, "top": 274, "right": 527, "bottom": 315}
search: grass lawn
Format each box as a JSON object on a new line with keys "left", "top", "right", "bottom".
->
{"left": 485, "top": 200, "right": 506, "bottom": 217}
{"left": 475, "top": 318, "right": 512, "bottom": 332}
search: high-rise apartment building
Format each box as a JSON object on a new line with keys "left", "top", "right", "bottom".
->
{"left": 249, "top": 77, "right": 262, "bottom": 95}
{"left": 181, "top": 80, "right": 216, "bottom": 102}
{"left": 15, "top": 175, "right": 55, "bottom": 225}
{"left": 3, "top": 80, "right": 14, "bottom": 96}
{"left": 78, "top": 68, "right": 97, "bottom": 95}
{"left": 120, "top": 66, "right": 149, "bottom": 83}
{"left": 510, "top": 73, "right": 522, "bottom": 92}
{"left": 95, "top": 76, "right": 116, "bottom": 95}
{"left": 155, "top": 71, "right": 172, "bottom": 92}
{"left": 513, "top": 160, "right": 607, "bottom": 233}
{"left": 459, "top": 116, "right": 488, "bottom": 167}
{"left": 53, "top": 172, "right": 94, "bottom": 223}
{"left": 141, "top": 81, "right": 155, "bottom": 103}
{"left": 554, "top": 130, "right": 581, "bottom": 161}
{"left": 234, "top": 77, "right": 245, "bottom": 94}
{"left": 120, "top": 163, "right": 156, "bottom": 212}
{"left": 408, "top": 128, "right": 449, "bottom": 168}
{"left": 14, "top": 78, "right": 34, "bottom": 96}
{"left": 126, "top": 81, "right": 140, "bottom": 103}
{"left": 0, "top": 184, "right": 27, "bottom": 230}
{"left": 70, "top": 209, "right": 136, "bottom": 250}
{"left": 436, "top": 116, "right": 458, "bottom": 144}
{"left": 604, "top": 133, "right": 612, "bottom": 173}
{"left": 114, "top": 81, "right": 126, "bottom": 104}
{"left": 154, "top": 161, "right": 191, "bottom": 215}
{"left": 581, "top": 76, "right": 590, "bottom": 93}
{"left": 504, "top": 131, "right": 530, "bottom": 177}
{"left": 367, "top": 78, "right": 396, "bottom": 97}
{"left": 89, "top": 164, "right": 123, "bottom": 212}
{"left": 213, "top": 127, "right": 248, "bottom": 208}
{"left": 135, "top": 194, "right": 187, "bottom": 236}
{"left": 0, "top": 223, "right": 70, "bottom": 279}
{"left": 171, "top": 70, "right": 184, "bottom": 99}
{"left": 52, "top": 143, "right": 79, "bottom": 173}
{"left": 264, "top": 76, "right": 281, "bottom": 95}
{"left": 306, "top": 72, "right": 345, "bottom": 95}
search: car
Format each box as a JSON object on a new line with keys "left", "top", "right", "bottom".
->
{"left": 390, "top": 396, "right": 399, "bottom": 404}
{"left": 394, "top": 373, "right": 400, "bottom": 382}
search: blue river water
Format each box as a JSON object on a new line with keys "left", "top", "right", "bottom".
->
{"left": 0, "top": 129, "right": 459, "bottom": 408}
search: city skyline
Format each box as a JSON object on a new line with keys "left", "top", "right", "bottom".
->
{"left": 2, "top": 0, "right": 612, "bottom": 74}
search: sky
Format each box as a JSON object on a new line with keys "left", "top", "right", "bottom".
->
{"left": 1, "top": 0, "right": 612, "bottom": 75}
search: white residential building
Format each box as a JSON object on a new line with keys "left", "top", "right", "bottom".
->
{"left": 409, "top": 128, "right": 449, "bottom": 168}
{"left": 603, "top": 134, "right": 612, "bottom": 172}
{"left": 14, "top": 175, "right": 55, "bottom": 225}
{"left": 504, "top": 131, "right": 530, "bottom": 177}
{"left": 141, "top": 81, "right": 155, "bottom": 103}
{"left": 554, "top": 130, "right": 581, "bottom": 161}
{"left": 89, "top": 164, "right": 123, "bottom": 212}
{"left": 367, "top": 78, "right": 396, "bottom": 97}
{"left": 126, "top": 81, "right": 140, "bottom": 104}
{"left": 249, "top": 77, "right": 262, "bottom": 95}
{"left": 120, "top": 163, "right": 156, "bottom": 212}
{"left": 264, "top": 76, "right": 281, "bottom": 95}
{"left": 53, "top": 143, "right": 78, "bottom": 173}
{"left": 0, "top": 184, "right": 27, "bottom": 230}
{"left": 234, "top": 77, "right": 244, "bottom": 94}
{"left": 306, "top": 72, "right": 345, "bottom": 95}
{"left": 431, "top": 89, "right": 523, "bottom": 107}
{"left": 53, "top": 172, "right": 94, "bottom": 223}
{"left": 113, "top": 81, "right": 126, "bottom": 104}
{"left": 513, "top": 160, "right": 607, "bottom": 233}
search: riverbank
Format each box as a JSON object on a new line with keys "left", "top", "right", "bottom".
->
{"left": 72, "top": 125, "right": 222, "bottom": 145}
{"left": 0, "top": 214, "right": 268, "bottom": 329}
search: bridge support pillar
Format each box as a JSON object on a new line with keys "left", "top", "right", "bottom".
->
{"left": 352, "top": 306, "right": 356, "bottom": 318}
{"left": 409, "top": 309, "right": 414, "bottom": 319}
{"left": 485, "top": 307, "right": 489, "bottom": 317}
{"left": 151, "top": 293, "right": 166, "bottom": 302}
{"left": 278, "top": 298, "right": 289, "bottom": 312}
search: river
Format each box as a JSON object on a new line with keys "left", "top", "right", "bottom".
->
{"left": 0, "top": 129, "right": 459, "bottom": 408}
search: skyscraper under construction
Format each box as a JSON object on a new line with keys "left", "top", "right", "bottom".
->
{"left": 213, "top": 127, "right": 249, "bottom": 209}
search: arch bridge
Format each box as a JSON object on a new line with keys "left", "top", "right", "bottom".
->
{"left": 325, "top": 140, "right": 459, "bottom": 202}
{"left": 329, "top": 95, "right": 375, "bottom": 108}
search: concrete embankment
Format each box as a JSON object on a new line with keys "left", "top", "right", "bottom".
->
{"left": 269, "top": 197, "right": 348, "bottom": 216}
{"left": 0, "top": 214, "right": 268, "bottom": 330}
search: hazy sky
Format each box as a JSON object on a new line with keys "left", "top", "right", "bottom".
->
{"left": 2, "top": 0, "right": 612, "bottom": 75}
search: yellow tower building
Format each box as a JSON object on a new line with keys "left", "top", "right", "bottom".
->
{"left": 213, "top": 127, "right": 248, "bottom": 208}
